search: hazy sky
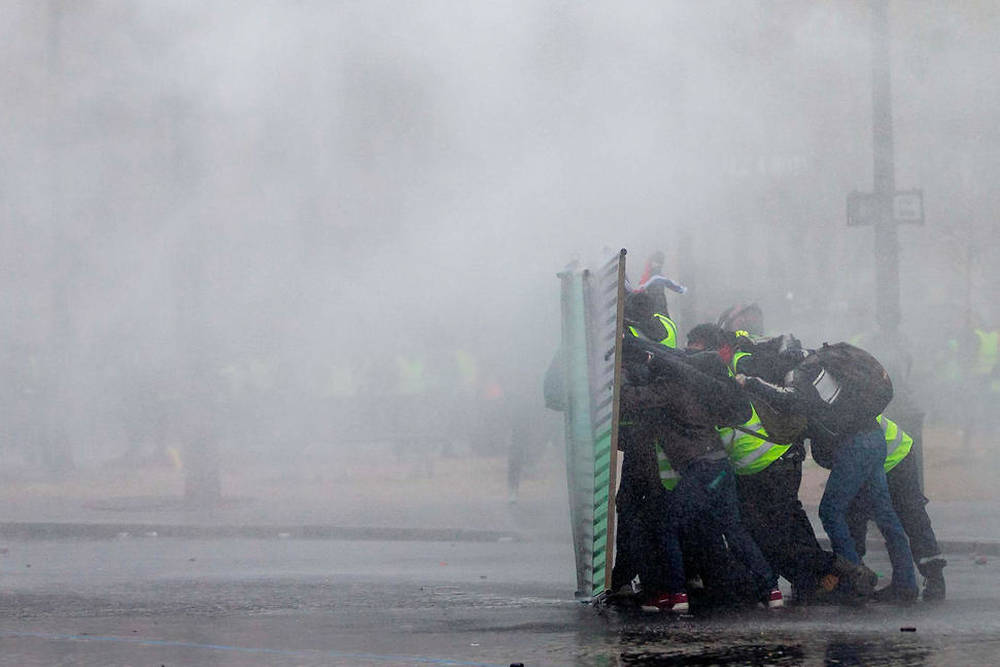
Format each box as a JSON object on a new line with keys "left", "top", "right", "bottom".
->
{"left": 3, "top": 1, "right": 999, "bottom": 462}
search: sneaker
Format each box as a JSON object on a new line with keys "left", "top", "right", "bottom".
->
{"left": 640, "top": 592, "right": 688, "bottom": 613}
{"left": 766, "top": 588, "right": 784, "bottom": 609}
{"left": 873, "top": 583, "right": 919, "bottom": 605}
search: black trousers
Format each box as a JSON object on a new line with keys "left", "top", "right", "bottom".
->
{"left": 847, "top": 450, "right": 940, "bottom": 563}
{"left": 612, "top": 486, "right": 760, "bottom": 601}
{"left": 612, "top": 485, "right": 673, "bottom": 592}
{"left": 613, "top": 478, "right": 726, "bottom": 594}
{"left": 612, "top": 425, "right": 759, "bottom": 601}
{"left": 736, "top": 453, "right": 835, "bottom": 592}
{"left": 612, "top": 426, "right": 674, "bottom": 592}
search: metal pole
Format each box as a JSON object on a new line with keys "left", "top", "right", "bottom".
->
{"left": 872, "top": 0, "right": 925, "bottom": 491}
{"left": 871, "top": 0, "right": 901, "bottom": 334}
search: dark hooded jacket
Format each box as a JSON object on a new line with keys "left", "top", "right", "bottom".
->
{"left": 621, "top": 349, "right": 751, "bottom": 481}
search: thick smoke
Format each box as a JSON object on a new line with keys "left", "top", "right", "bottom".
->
{"left": 1, "top": 2, "right": 997, "bottom": 500}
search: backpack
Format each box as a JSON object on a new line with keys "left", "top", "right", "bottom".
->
{"left": 795, "top": 342, "right": 893, "bottom": 437}
{"left": 748, "top": 400, "right": 808, "bottom": 445}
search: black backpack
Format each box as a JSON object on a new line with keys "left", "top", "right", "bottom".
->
{"left": 795, "top": 342, "right": 893, "bottom": 438}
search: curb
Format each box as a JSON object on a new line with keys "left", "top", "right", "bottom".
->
{"left": 817, "top": 536, "right": 1000, "bottom": 557}
{"left": 1, "top": 522, "right": 997, "bottom": 556}
{"left": 0, "top": 522, "right": 521, "bottom": 543}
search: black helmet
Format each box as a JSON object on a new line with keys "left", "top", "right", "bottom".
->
{"left": 717, "top": 302, "right": 764, "bottom": 335}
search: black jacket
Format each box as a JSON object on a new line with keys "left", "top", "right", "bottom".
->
{"left": 733, "top": 350, "right": 799, "bottom": 384}
{"left": 621, "top": 351, "right": 750, "bottom": 472}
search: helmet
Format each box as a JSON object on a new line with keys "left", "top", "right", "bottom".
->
{"left": 717, "top": 302, "right": 764, "bottom": 335}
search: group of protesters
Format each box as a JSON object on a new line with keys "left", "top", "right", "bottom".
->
{"left": 607, "top": 267, "right": 946, "bottom": 613}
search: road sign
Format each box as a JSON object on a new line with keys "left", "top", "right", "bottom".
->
{"left": 892, "top": 190, "right": 924, "bottom": 223}
{"left": 847, "top": 189, "right": 924, "bottom": 226}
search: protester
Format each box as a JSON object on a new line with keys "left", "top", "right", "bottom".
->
{"left": 621, "top": 333, "right": 783, "bottom": 611}
{"left": 687, "top": 325, "right": 877, "bottom": 604}
{"left": 847, "top": 414, "right": 947, "bottom": 601}
{"left": 736, "top": 343, "right": 919, "bottom": 603}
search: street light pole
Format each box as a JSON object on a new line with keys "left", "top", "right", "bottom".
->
{"left": 871, "top": 0, "right": 901, "bottom": 334}
{"left": 870, "top": 0, "right": 930, "bottom": 492}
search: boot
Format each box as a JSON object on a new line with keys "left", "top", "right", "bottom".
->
{"left": 832, "top": 555, "right": 878, "bottom": 601}
{"left": 918, "top": 556, "right": 947, "bottom": 602}
{"left": 873, "top": 582, "right": 919, "bottom": 605}
{"left": 791, "top": 573, "right": 840, "bottom": 606}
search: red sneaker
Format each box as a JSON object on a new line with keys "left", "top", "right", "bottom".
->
{"left": 640, "top": 592, "right": 688, "bottom": 613}
{"left": 766, "top": 588, "right": 784, "bottom": 609}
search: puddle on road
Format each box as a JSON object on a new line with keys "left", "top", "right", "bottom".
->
{"left": 608, "top": 639, "right": 936, "bottom": 665}
{"left": 558, "top": 604, "right": 1000, "bottom": 666}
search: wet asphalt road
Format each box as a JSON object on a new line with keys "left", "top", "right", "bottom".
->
{"left": 0, "top": 537, "right": 998, "bottom": 666}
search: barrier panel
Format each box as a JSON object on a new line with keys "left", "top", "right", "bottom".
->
{"left": 557, "top": 249, "right": 625, "bottom": 600}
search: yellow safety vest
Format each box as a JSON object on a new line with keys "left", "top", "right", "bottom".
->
{"left": 878, "top": 414, "right": 914, "bottom": 473}
{"left": 627, "top": 313, "right": 678, "bottom": 349}
{"left": 455, "top": 349, "right": 479, "bottom": 389}
{"left": 973, "top": 329, "right": 999, "bottom": 376}
{"left": 652, "top": 313, "right": 678, "bottom": 349}
{"left": 396, "top": 356, "right": 426, "bottom": 395}
{"left": 718, "top": 351, "right": 791, "bottom": 475}
{"left": 655, "top": 441, "right": 680, "bottom": 491}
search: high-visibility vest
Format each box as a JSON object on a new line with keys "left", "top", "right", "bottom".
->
{"left": 627, "top": 313, "right": 678, "bottom": 349}
{"left": 878, "top": 414, "right": 914, "bottom": 473}
{"left": 973, "top": 329, "right": 999, "bottom": 376}
{"left": 652, "top": 313, "right": 678, "bottom": 349}
{"left": 655, "top": 441, "right": 680, "bottom": 491}
{"left": 625, "top": 314, "right": 679, "bottom": 488}
{"left": 717, "top": 351, "right": 791, "bottom": 475}
{"left": 455, "top": 349, "right": 479, "bottom": 390}
{"left": 396, "top": 356, "right": 426, "bottom": 395}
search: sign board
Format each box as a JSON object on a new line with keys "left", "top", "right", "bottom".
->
{"left": 847, "top": 189, "right": 924, "bottom": 226}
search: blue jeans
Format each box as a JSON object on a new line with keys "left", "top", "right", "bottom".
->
{"left": 662, "top": 457, "right": 776, "bottom": 596}
{"left": 818, "top": 428, "right": 917, "bottom": 591}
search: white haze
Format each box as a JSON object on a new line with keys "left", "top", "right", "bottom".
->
{"left": 1, "top": 2, "right": 998, "bottom": 497}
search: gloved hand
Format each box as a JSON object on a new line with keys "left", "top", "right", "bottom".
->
{"left": 776, "top": 333, "right": 803, "bottom": 355}
{"left": 777, "top": 336, "right": 808, "bottom": 364}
